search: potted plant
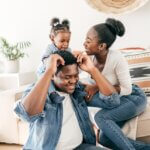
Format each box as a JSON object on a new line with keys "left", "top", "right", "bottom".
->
{"left": 0, "top": 37, "right": 31, "bottom": 73}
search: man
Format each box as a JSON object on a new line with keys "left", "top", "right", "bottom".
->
{"left": 14, "top": 51, "right": 118, "bottom": 150}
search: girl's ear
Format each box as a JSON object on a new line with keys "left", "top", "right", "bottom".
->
{"left": 49, "top": 34, "right": 54, "bottom": 41}
{"left": 98, "top": 43, "right": 107, "bottom": 51}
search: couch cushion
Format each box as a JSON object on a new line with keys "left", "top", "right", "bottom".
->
{"left": 120, "top": 47, "right": 150, "bottom": 96}
{"left": 18, "top": 120, "right": 29, "bottom": 145}
{"left": 0, "top": 89, "right": 19, "bottom": 144}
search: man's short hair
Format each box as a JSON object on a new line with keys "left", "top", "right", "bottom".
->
{"left": 53, "top": 50, "right": 77, "bottom": 74}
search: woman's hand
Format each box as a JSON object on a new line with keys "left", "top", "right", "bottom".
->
{"left": 46, "top": 54, "right": 65, "bottom": 75}
{"left": 77, "top": 53, "right": 95, "bottom": 73}
{"left": 85, "top": 84, "right": 99, "bottom": 101}
{"left": 72, "top": 50, "right": 85, "bottom": 58}
{"left": 114, "top": 84, "right": 121, "bottom": 93}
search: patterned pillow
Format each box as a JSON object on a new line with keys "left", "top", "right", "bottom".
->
{"left": 120, "top": 47, "right": 150, "bottom": 96}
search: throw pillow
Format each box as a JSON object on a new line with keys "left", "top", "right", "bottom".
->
{"left": 120, "top": 47, "right": 150, "bottom": 96}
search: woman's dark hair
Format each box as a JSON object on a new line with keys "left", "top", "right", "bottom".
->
{"left": 93, "top": 18, "right": 125, "bottom": 48}
{"left": 50, "top": 17, "right": 70, "bottom": 36}
{"left": 53, "top": 50, "right": 77, "bottom": 74}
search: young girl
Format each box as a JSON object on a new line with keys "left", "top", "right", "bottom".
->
{"left": 37, "top": 17, "right": 71, "bottom": 76}
{"left": 81, "top": 18, "right": 149, "bottom": 150}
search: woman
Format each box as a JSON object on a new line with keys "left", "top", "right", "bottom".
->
{"left": 80, "top": 18, "right": 149, "bottom": 150}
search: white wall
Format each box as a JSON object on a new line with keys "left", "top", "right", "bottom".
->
{"left": 0, "top": 0, "right": 150, "bottom": 73}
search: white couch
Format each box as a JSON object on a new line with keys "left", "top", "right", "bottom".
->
{"left": 0, "top": 84, "right": 150, "bottom": 145}
{"left": 0, "top": 72, "right": 36, "bottom": 145}
{"left": 0, "top": 86, "right": 28, "bottom": 144}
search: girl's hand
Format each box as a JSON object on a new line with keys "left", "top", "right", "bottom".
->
{"left": 46, "top": 54, "right": 65, "bottom": 75}
{"left": 77, "top": 53, "right": 95, "bottom": 73}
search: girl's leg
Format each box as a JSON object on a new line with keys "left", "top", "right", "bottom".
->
{"left": 95, "top": 96, "right": 146, "bottom": 150}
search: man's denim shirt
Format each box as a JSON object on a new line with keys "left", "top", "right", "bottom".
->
{"left": 14, "top": 82, "right": 120, "bottom": 150}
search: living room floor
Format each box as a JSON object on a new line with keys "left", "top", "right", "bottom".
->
{"left": 0, "top": 144, "right": 22, "bottom": 150}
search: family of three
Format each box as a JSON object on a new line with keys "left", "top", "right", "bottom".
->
{"left": 14, "top": 17, "right": 150, "bottom": 150}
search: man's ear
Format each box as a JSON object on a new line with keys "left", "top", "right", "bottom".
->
{"left": 52, "top": 73, "right": 57, "bottom": 81}
{"left": 98, "top": 43, "right": 107, "bottom": 51}
{"left": 49, "top": 34, "right": 54, "bottom": 42}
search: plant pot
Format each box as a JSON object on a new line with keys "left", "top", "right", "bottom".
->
{"left": 0, "top": 61, "right": 4, "bottom": 73}
{"left": 5, "top": 60, "right": 19, "bottom": 73}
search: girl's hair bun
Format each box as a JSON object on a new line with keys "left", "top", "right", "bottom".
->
{"left": 106, "top": 18, "right": 125, "bottom": 37}
{"left": 50, "top": 17, "right": 70, "bottom": 34}
{"left": 50, "top": 17, "right": 60, "bottom": 27}
{"left": 62, "top": 19, "right": 70, "bottom": 26}
{"left": 62, "top": 19, "right": 70, "bottom": 30}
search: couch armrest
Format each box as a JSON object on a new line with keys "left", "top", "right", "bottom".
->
{"left": 0, "top": 89, "right": 19, "bottom": 144}
{"left": 15, "top": 84, "right": 30, "bottom": 102}
{"left": 0, "top": 84, "right": 29, "bottom": 144}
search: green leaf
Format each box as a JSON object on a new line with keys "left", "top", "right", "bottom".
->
{"left": 0, "top": 37, "right": 31, "bottom": 60}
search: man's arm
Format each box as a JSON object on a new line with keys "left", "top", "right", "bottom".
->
{"left": 22, "top": 54, "right": 64, "bottom": 116}
{"left": 22, "top": 70, "right": 53, "bottom": 116}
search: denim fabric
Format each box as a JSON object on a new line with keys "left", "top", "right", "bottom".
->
{"left": 99, "top": 133, "right": 150, "bottom": 150}
{"left": 14, "top": 83, "right": 96, "bottom": 150}
{"left": 94, "top": 84, "right": 150, "bottom": 150}
{"left": 74, "top": 143, "right": 107, "bottom": 150}
{"left": 36, "top": 44, "right": 71, "bottom": 77}
{"left": 87, "top": 92, "right": 120, "bottom": 109}
{"left": 14, "top": 81, "right": 123, "bottom": 150}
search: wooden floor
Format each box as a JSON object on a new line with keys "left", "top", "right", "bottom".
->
{"left": 0, "top": 144, "right": 22, "bottom": 150}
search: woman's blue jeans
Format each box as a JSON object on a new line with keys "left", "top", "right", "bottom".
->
{"left": 74, "top": 143, "right": 107, "bottom": 150}
{"left": 95, "top": 85, "right": 150, "bottom": 150}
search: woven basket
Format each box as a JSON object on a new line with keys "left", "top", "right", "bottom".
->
{"left": 85, "top": 0, "right": 149, "bottom": 14}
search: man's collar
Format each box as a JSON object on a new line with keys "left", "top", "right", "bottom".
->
{"left": 48, "top": 81, "right": 87, "bottom": 104}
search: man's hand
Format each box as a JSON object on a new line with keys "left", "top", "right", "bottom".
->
{"left": 77, "top": 53, "right": 95, "bottom": 73}
{"left": 22, "top": 54, "right": 64, "bottom": 116}
{"left": 46, "top": 54, "right": 65, "bottom": 75}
